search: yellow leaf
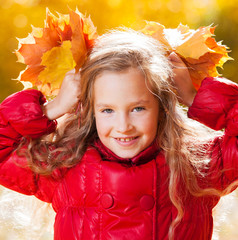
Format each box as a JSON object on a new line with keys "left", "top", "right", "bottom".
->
{"left": 38, "top": 41, "right": 76, "bottom": 96}
{"left": 174, "top": 26, "right": 213, "bottom": 59}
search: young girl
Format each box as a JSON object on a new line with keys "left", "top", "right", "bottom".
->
{"left": 1, "top": 29, "right": 238, "bottom": 240}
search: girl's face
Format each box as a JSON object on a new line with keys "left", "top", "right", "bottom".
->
{"left": 94, "top": 68, "right": 159, "bottom": 159}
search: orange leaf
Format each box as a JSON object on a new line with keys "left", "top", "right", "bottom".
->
{"left": 16, "top": 12, "right": 65, "bottom": 67}
{"left": 69, "top": 8, "right": 98, "bottom": 71}
{"left": 17, "top": 65, "right": 45, "bottom": 88}
{"left": 141, "top": 23, "right": 232, "bottom": 90}
{"left": 15, "top": 8, "right": 98, "bottom": 97}
{"left": 45, "top": 8, "right": 72, "bottom": 42}
{"left": 69, "top": 9, "right": 87, "bottom": 71}
{"left": 81, "top": 13, "right": 98, "bottom": 49}
{"left": 174, "top": 26, "right": 213, "bottom": 59}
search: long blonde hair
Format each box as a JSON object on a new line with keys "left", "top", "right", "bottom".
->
{"left": 24, "top": 29, "right": 225, "bottom": 239}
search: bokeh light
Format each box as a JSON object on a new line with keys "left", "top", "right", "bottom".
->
{"left": 13, "top": 14, "right": 28, "bottom": 28}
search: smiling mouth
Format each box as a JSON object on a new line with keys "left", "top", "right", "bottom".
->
{"left": 115, "top": 137, "right": 138, "bottom": 142}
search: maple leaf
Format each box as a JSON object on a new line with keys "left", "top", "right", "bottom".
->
{"left": 15, "top": 8, "right": 98, "bottom": 97}
{"left": 141, "top": 22, "right": 232, "bottom": 90}
{"left": 175, "top": 26, "right": 213, "bottom": 59}
{"left": 38, "top": 41, "right": 76, "bottom": 96}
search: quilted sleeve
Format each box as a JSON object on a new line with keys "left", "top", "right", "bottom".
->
{"left": 188, "top": 77, "right": 238, "bottom": 190}
{"left": 0, "top": 89, "right": 59, "bottom": 202}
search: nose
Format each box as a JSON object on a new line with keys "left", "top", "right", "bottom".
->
{"left": 115, "top": 112, "right": 133, "bottom": 133}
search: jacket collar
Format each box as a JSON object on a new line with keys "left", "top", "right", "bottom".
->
{"left": 93, "top": 138, "right": 160, "bottom": 165}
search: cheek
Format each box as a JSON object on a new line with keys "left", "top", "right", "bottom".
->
{"left": 95, "top": 114, "right": 111, "bottom": 137}
{"left": 142, "top": 113, "right": 159, "bottom": 137}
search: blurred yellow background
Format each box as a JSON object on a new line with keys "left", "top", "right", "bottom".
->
{"left": 1, "top": 0, "right": 238, "bottom": 239}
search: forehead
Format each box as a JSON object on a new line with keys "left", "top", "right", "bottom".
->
{"left": 93, "top": 68, "right": 157, "bottom": 105}
{"left": 94, "top": 68, "right": 158, "bottom": 107}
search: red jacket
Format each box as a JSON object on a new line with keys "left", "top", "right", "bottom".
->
{"left": 0, "top": 77, "right": 238, "bottom": 240}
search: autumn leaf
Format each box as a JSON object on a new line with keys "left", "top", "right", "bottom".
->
{"left": 69, "top": 9, "right": 87, "bottom": 71}
{"left": 82, "top": 13, "right": 98, "bottom": 49}
{"left": 15, "top": 8, "right": 98, "bottom": 97}
{"left": 141, "top": 22, "right": 232, "bottom": 90}
{"left": 69, "top": 8, "right": 98, "bottom": 71}
{"left": 38, "top": 41, "right": 76, "bottom": 96}
{"left": 175, "top": 26, "right": 213, "bottom": 59}
{"left": 17, "top": 65, "right": 45, "bottom": 88}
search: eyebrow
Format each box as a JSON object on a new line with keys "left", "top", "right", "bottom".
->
{"left": 95, "top": 100, "right": 150, "bottom": 109}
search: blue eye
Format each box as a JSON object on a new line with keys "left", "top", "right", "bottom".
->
{"left": 133, "top": 107, "right": 145, "bottom": 112}
{"left": 102, "top": 109, "right": 114, "bottom": 113}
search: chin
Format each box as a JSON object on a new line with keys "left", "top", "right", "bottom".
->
{"left": 116, "top": 151, "right": 138, "bottom": 159}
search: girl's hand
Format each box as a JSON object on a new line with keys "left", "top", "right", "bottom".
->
{"left": 42, "top": 69, "right": 81, "bottom": 120}
{"left": 169, "top": 52, "right": 197, "bottom": 107}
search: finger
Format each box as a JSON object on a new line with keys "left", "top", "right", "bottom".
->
{"left": 64, "top": 69, "right": 76, "bottom": 79}
{"left": 67, "top": 69, "right": 76, "bottom": 74}
{"left": 168, "top": 52, "right": 186, "bottom": 68}
{"left": 74, "top": 71, "right": 81, "bottom": 82}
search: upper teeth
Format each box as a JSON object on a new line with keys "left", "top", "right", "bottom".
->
{"left": 117, "top": 137, "right": 135, "bottom": 142}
